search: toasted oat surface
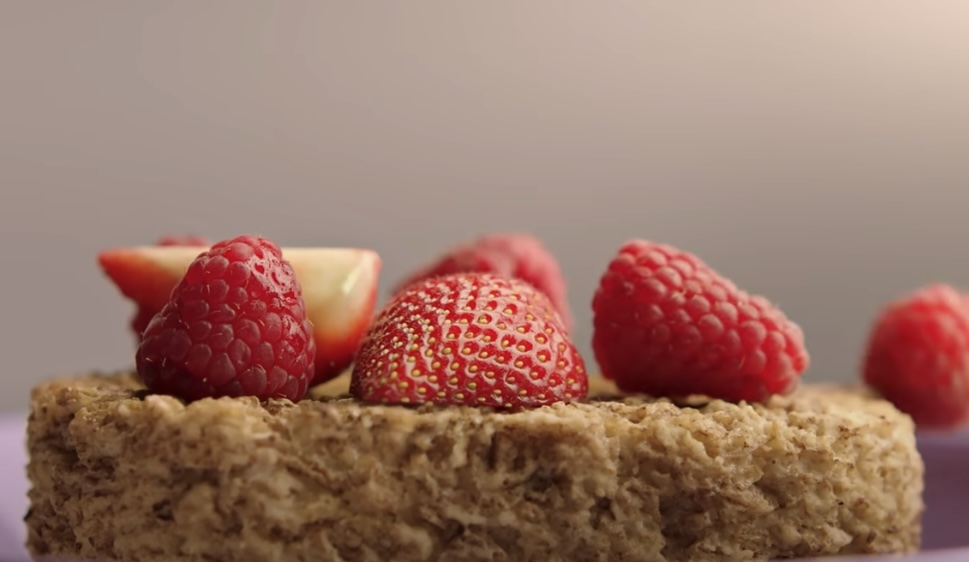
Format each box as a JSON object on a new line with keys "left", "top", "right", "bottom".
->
{"left": 26, "top": 373, "right": 923, "bottom": 562}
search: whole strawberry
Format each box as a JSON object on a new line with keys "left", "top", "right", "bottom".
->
{"left": 592, "top": 240, "right": 809, "bottom": 403}
{"left": 130, "top": 235, "right": 212, "bottom": 338}
{"left": 863, "top": 284, "right": 969, "bottom": 430}
{"left": 136, "top": 235, "right": 316, "bottom": 402}
{"left": 392, "top": 233, "right": 574, "bottom": 331}
{"left": 352, "top": 272, "right": 588, "bottom": 408}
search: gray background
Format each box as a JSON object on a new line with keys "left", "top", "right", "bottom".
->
{"left": 2, "top": 2, "right": 968, "bottom": 414}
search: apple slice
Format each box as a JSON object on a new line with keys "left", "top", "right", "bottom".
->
{"left": 98, "top": 246, "right": 381, "bottom": 385}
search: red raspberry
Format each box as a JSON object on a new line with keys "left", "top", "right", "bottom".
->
{"left": 592, "top": 240, "right": 809, "bottom": 403}
{"left": 352, "top": 272, "right": 588, "bottom": 408}
{"left": 130, "top": 235, "right": 212, "bottom": 338}
{"left": 862, "top": 284, "right": 969, "bottom": 430}
{"left": 130, "top": 307, "right": 160, "bottom": 341}
{"left": 392, "top": 233, "right": 574, "bottom": 331}
{"left": 135, "top": 235, "right": 316, "bottom": 402}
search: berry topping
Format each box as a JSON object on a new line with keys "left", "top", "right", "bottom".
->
{"left": 863, "top": 284, "right": 969, "bottom": 430}
{"left": 135, "top": 235, "right": 316, "bottom": 402}
{"left": 129, "top": 236, "right": 211, "bottom": 338}
{"left": 156, "top": 235, "right": 210, "bottom": 247}
{"left": 99, "top": 245, "right": 381, "bottom": 386}
{"left": 392, "top": 233, "right": 574, "bottom": 331}
{"left": 592, "top": 240, "right": 809, "bottom": 403}
{"left": 131, "top": 307, "right": 160, "bottom": 342}
{"left": 351, "top": 272, "right": 588, "bottom": 408}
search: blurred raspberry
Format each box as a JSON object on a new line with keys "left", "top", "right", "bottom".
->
{"left": 863, "top": 284, "right": 969, "bottom": 430}
{"left": 393, "top": 233, "right": 573, "bottom": 331}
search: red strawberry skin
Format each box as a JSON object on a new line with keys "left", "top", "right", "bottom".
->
{"left": 392, "top": 233, "right": 574, "bottom": 331}
{"left": 863, "top": 284, "right": 969, "bottom": 430}
{"left": 352, "top": 273, "right": 588, "bottom": 408}
{"left": 592, "top": 240, "right": 809, "bottom": 403}
{"left": 136, "top": 235, "right": 316, "bottom": 402}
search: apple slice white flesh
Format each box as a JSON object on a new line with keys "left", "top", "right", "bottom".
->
{"left": 98, "top": 246, "right": 381, "bottom": 385}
